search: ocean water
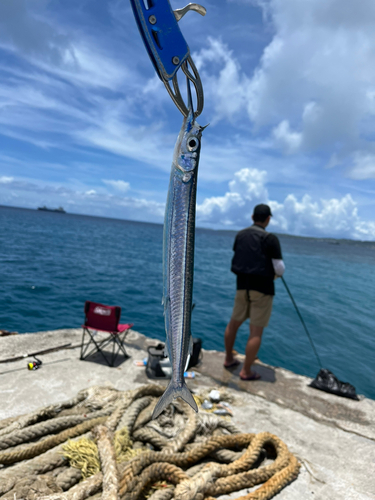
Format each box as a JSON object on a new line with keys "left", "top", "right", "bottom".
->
{"left": 1, "top": 206, "right": 374, "bottom": 399}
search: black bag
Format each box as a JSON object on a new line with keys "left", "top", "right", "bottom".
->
{"left": 309, "top": 369, "right": 359, "bottom": 400}
{"left": 145, "top": 338, "right": 203, "bottom": 378}
{"left": 145, "top": 344, "right": 168, "bottom": 380}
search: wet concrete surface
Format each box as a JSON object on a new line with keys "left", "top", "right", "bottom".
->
{"left": 0, "top": 328, "right": 374, "bottom": 499}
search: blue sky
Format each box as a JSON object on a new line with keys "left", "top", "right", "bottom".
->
{"left": 1, "top": 0, "right": 375, "bottom": 240}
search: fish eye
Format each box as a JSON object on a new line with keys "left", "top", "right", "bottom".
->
{"left": 187, "top": 137, "right": 199, "bottom": 152}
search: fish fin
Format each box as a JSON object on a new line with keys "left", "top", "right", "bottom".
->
{"left": 152, "top": 381, "right": 198, "bottom": 419}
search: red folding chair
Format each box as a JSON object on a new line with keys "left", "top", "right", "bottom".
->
{"left": 80, "top": 301, "right": 133, "bottom": 367}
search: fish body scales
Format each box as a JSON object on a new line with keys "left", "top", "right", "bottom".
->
{"left": 168, "top": 167, "right": 196, "bottom": 380}
{"left": 153, "top": 111, "right": 203, "bottom": 419}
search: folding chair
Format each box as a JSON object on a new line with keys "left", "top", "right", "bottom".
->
{"left": 80, "top": 301, "right": 133, "bottom": 367}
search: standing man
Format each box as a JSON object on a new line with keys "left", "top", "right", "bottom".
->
{"left": 224, "top": 204, "right": 285, "bottom": 380}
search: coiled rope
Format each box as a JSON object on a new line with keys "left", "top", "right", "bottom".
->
{"left": 0, "top": 384, "right": 300, "bottom": 500}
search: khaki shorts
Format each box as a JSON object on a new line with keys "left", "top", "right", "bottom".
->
{"left": 231, "top": 290, "right": 273, "bottom": 327}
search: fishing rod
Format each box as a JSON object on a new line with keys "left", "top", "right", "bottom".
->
{"left": 0, "top": 343, "right": 72, "bottom": 364}
{"left": 281, "top": 277, "right": 322, "bottom": 369}
{"left": 281, "top": 277, "right": 361, "bottom": 400}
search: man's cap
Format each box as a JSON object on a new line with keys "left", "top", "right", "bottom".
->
{"left": 253, "top": 204, "right": 272, "bottom": 217}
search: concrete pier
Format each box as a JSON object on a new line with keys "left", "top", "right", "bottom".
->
{"left": 1, "top": 328, "right": 374, "bottom": 499}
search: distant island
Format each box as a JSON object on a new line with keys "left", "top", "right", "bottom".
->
{"left": 37, "top": 206, "right": 66, "bottom": 213}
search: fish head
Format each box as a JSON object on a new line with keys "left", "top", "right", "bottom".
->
{"left": 174, "top": 109, "right": 205, "bottom": 174}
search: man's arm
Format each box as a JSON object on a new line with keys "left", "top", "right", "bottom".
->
{"left": 265, "top": 234, "right": 285, "bottom": 277}
{"left": 272, "top": 258, "right": 285, "bottom": 277}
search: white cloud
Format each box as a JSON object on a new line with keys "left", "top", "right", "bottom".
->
{"left": 0, "top": 176, "right": 13, "bottom": 183}
{"left": 194, "top": 37, "right": 249, "bottom": 123}
{"left": 349, "top": 152, "right": 375, "bottom": 180}
{"left": 77, "top": 117, "right": 174, "bottom": 172}
{"left": 197, "top": 167, "right": 375, "bottom": 240}
{"left": 0, "top": 1, "right": 131, "bottom": 92}
{"left": 271, "top": 193, "right": 359, "bottom": 237}
{"left": 198, "top": 168, "right": 267, "bottom": 226}
{"left": 0, "top": 0, "right": 73, "bottom": 65}
{"left": 63, "top": 44, "right": 129, "bottom": 91}
{"left": 272, "top": 120, "right": 302, "bottom": 153}
{"left": 193, "top": 1, "right": 375, "bottom": 179}
{"left": 0, "top": 62, "right": 173, "bottom": 167}
{"left": 2, "top": 169, "right": 374, "bottom": 240}
{"left": 103, "top": 179, "right": 130, "bottom": 192}
{"left": 247, "top": 0, "right": 375, "bottom": 168}
{"left": 0, "top": 176, "right": 164, "bottom": 222}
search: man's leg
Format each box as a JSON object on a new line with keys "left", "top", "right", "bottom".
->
{"left": 224, "top": 290, "right": 248, "bottom": 367}
{"left": 224, "top": 318, "right": 243, "bottom": 366}
{"left": 239, "top": 291, "right": 272, "bottom": 379}
{"left": 239, "top": 324, "right": 263, "bottom": 378}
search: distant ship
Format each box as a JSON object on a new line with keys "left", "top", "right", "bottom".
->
{"left": 37, "top": 206, "right": 66, "bottom": 213}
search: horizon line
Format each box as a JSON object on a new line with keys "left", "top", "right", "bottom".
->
{"left": 1, "top": 204, "right": 374, "bottom": 244}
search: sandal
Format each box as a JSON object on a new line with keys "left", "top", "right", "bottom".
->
{"left": 224, "top": 359, "right": 241, "bottom": 369}
{"left": 239, "top": 372, "right": 261, "bottom": 381}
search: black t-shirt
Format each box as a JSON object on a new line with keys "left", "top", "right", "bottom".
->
{"left": 233, "top": 225, "right": 282, "bottom": 295}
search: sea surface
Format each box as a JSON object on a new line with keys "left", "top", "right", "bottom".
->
{"left": 1, "top": 206, "right": 374, "bottom": 399}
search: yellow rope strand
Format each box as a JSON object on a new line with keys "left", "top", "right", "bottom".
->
{"left": 62, "top": 438, "right": 100, "bottom": 479}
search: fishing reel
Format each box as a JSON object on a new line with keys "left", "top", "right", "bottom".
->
{"left": 27, "top": 355, "right": 42, "bottom": 371}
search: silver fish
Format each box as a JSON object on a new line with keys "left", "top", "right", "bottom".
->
{"left": 152, "top": 105, "right": 205, "bottom": 419}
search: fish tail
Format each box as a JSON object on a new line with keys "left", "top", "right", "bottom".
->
{"left": 152, "top": 381, "right": 198, "bottom": 419}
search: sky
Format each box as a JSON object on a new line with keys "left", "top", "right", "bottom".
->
{"left": 1, "top": 0, "right": 375, "bottom": 240}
